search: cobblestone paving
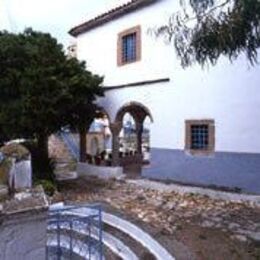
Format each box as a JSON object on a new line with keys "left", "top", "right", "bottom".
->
{"left": 54, "top": 178, "right": 260, "bottom": 260}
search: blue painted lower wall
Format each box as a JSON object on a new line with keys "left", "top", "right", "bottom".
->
{"left": 142, "top": 148, "right": 260, "bottom": 194}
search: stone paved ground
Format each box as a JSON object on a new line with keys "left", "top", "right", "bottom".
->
{"left": 53, "top": 177, "right": 260, "bottom": 260}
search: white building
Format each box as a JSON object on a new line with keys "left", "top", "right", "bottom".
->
{"left": 69, "top": 0, "right": 260, "bottom": 193}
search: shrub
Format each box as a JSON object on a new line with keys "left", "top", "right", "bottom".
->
{"left": 0, "top": 158, "right": 12, "bottom": 185}
{"left": 35, "top": 180, "right": 56, "bottom": 196}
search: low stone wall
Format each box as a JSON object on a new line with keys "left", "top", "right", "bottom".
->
{"left": 120, "top": 154, "right": 143, "bottom": 166}
{"left": 0, "top": 187, "right": 48, "bottom": 260}
{"left": 77, "top": 162, "right": 124, "bottom": 180}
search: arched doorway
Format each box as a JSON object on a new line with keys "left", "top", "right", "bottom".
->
{"left": 111, "top": 102, "right": 153, "bottom": 176}
{"left": 119, "top": 112, "right": 136, "bottom": 154}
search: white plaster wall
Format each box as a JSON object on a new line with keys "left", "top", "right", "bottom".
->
{"left": 77, "top": 0, "right": 175, "bottom": 85}
{"left": 77, "top": 162, "right": 124, "bottom": 179}
{"left": 9, "top": 159, "right": 32, "bottom": 190}
{"left": 75, "top": 0, "right": 260, "bottom": 154}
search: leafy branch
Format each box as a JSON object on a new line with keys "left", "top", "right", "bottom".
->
{"left": 154, "top": 0, "right": 260, "bottom": 67}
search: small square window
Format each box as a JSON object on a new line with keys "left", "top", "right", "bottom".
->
{"left": 185, "top": 120, "right": 215, "bottom": 155}
{"left": 117, "top": 26, "right": 141, "bottom": 66}
{"left": 122, "top": 33, "right": 137, "bottom": 63}
{"left": 191, "top": 125, "right": 209, "bottom": 150}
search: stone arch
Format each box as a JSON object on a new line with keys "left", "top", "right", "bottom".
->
{"left": 110, "top": 101, "right": 153, "bottom": 170}
{"left": 114, "top": 101, "right": 153, "bottom": 125}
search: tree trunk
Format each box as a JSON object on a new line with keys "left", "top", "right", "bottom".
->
{"left": 79, "top": 126, "right": 87, "bottom": 162}
{"left": 36, "top": 132, "right": 50, "bottom": 180}
{"left": 37, "top": 132, "right": 49, "bottom": 160}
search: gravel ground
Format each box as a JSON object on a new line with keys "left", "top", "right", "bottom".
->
{"left": 52, "top": 177, "right": 260, "bottom": 260}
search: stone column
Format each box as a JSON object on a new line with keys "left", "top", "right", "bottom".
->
{"left": 136, "top": 121, "right": 143, "bottom": 155}
{"left": 110, "top": 122, "right": 122, "bottom": 167}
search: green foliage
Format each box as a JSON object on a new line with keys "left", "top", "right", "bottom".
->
{"left": 0, "top": 158, "right": 11, "bottom": 185}
{"left": 156, "top": 0, "right": 260, "bottom": 67}
{"left": 0, "top": 28, "right": 104, "bottom": 161}
{"left": 35, "top": 180, "right": 56, "bottom": 196}
{"left": 61, "top": 58, "right": 104, "bottom": 162}
{"left": 62, "top": 58, "right": 104, "bottom": 129}
{"left": 0, "top": 29, "right": 66, "bottom": 140}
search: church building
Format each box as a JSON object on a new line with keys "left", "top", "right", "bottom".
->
{"left": 69, "top": 0, "right": 260, "bottom": 193}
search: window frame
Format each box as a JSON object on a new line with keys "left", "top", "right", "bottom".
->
{"left": 117, "top": 25, "right": 141, "bottom": 66}
{"left": 185, "top": 119, "right": 215, "bottom": 155}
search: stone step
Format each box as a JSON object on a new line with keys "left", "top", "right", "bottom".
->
{"left": 102, "top": 212, "right": 175, "bottom": 260}
{"left": 54, "top": 158, "right": 75, "bottom": 164}
{"left": 54, "top": 167, "right": 73, "bottom": 174}
{"left": 48, "top": 134, "right": 75, "bottom": 162}
{"left": 48, "top": 224, "right": 137, "bottom": 260}
{"left": 47, "top": 245, "right": 85, "bottom": 260}
{"left": 55, "top": 163, "right": 72, "bottom": 168}
{"left": 49, "top": 204, "right": 175, "bottom": 260}
{"left": 47, "top": 233, "right": 100, "bottom": 260}
{"left": 103, "top": 221, "right": 154, "bottom": 259}
{"left": 55, "top": 171, "right": 78, "bottom": 181}
{"left": 49, "top": 133, "right": 78, "bottom": 182}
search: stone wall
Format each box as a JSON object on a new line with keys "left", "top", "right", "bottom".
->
{"left": 48, "top": 134, "right": 73, "bottom": 161}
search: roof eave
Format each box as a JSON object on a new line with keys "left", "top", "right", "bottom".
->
{"left": 69, "top": 0, "right": 157, "bottom": 37}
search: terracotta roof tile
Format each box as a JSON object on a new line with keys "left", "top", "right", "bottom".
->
{"left": 69, "top": 0, "right": 156, "bottom": 37}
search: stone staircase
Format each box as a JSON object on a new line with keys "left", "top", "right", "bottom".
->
{"left": 48, "top": 135, "right": 78, "bottom": 181}
{"left": 47, "top": 203, "right": 175, "bottom": 260}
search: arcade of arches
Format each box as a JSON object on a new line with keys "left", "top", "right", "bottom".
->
{"left": 87, "top": 102, "right": 153, "bottom": 174}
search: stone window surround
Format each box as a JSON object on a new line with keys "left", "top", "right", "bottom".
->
{"left": 185, "top": 119, "right": 215, "bottom": 155}
{"left": 117, "top": 25, "right": 141, "bottom": 66}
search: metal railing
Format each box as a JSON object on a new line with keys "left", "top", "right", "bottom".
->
{"left": 59, "top": 131, "right": 79, "bottom": 160}
{"left": 46, "top": 204, "right": 103, "bottom": 260}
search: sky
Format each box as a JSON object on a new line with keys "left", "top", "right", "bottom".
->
{"left": 1, "top": 0, "right": 130, "bottom": 48}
